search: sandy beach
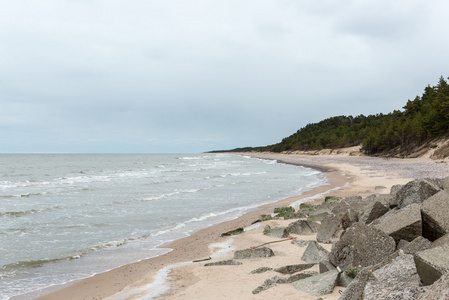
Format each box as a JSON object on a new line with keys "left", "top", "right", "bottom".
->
{"left": 35, "top": 153, "right": 449, "bottom": 300}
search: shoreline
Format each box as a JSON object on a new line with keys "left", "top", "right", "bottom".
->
{"left": 32, "top": 155, "right": 347, "bottom": 300}
{"left": 34, "top": 153, "right": 449, "bottom": 299}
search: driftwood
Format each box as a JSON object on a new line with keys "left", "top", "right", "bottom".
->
{"left": 250, "top": 236, "right": 297, "bottom": 249}
{"left": 193, "top": 257, "right": 212, "bottom": 263}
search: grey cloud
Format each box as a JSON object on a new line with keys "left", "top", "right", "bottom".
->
{"left": 1, "top": 1, "right": 449, "bottom": 153}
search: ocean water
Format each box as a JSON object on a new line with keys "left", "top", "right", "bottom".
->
{"left": 0, "top": 153, "right": 326, "bottom": 299}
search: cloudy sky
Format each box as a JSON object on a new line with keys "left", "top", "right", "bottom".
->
{"left": 1, "top": 0, "right": 449, "bottom": 153}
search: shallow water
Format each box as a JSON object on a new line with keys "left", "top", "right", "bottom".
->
{"left": 0, "top": 153, "right": 326, "bottom": 299}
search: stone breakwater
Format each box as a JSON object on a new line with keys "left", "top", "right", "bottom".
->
{"left": 217, "top": 176, "right": 449, "bottom": 299}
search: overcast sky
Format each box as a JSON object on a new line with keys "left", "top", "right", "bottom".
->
{"left": 1, "top": 0, "right": 449, "bottom": 153}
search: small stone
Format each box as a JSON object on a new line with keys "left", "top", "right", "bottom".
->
{"left": 274, "top": 263, "right": 315, "bottom": 274}
{"left": 204, "top": 260, "right": 242, "bottom": 266}
{"left": 234, "top": 247, "right": 275, "bottom": 259}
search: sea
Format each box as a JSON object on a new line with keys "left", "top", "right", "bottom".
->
{"left": 0, "top": 153, "right": 327, "bottom": 299}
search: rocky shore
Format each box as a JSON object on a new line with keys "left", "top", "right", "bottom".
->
{"left": 232, "top": 176, "right": 449, "bottom": 299}
{"left": 155, "top": 154, "right": 449, "bottom": 300}
{"left": 37, "top": 153, "right": 449, "bottom": 300}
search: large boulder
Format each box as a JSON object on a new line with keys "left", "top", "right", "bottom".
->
{"left": 402, "top": 236, "right": 432, "bottom": 255}
{"left": 290, "top": 269, "right": 339, "bottom": 295}
{"left": 373, "top": 203, "right": 422, "bottom": 243}
{"left": 301, "top": 241, "right": 330, "bottom": 263}
{"left": 421, "top": 190, "right": 449, "bottom": 241}
{"left": 263, "top": 226, "right": 289, "bottom": 238}
{"left": 316, "top": 202, "right": 358, "bottom": 244}
{"left": 363, "top": 254, "right": 425, "bottom": 299}
{"left": 316, "top": 215, "right": 346, "bottom": 244}
{"left": 395, "top": 179, "right": 440, "bottom": 209}
{"left": 331, "top": 202, "right": 358, "bottom": 225}
{"left": 338, "top": 269, "right": 377, "bottom": 300}
{"left": 329, "top": 223, "right": 396, "bottom": 270}
{"left": 234, "top": 247, "right": 275, "bottom": 259}
{"left": 432, "top": 233, "right": 449, "bottom": 248}
{"left": 286, "top": 220, "right": 318, "bottom": 235}
{"left": 418, "top": 272, "right": 449, "bottom": 300}
{"left": 414, "top": 245, "right": 449, "bottom": 286}
{"left": 390, "top": 184, "right": 404, "bottom": 198}
{"left": 358, "top": 201, "right": 389, "bottom": 224}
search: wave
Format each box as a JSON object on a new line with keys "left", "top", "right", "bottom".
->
{"left": 177, "top": 156, "right": 205, "bottom": 160}
{"left": 0, "top": 237, "right": 132, "bottom": 278}
{"left": 0, "top": 206, "right": 58, "bottom": 218}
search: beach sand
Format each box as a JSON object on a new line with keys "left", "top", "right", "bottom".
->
{"left": 35, "top": 153, "right": 449, "bottom": 300}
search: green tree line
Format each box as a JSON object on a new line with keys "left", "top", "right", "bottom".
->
{"left": 217, "top": 76, "right": 449, "bottom": 155}
{"left": 268, "top": 76, "right": 449, "bottom": 155}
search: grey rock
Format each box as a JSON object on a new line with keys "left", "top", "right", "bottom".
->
{"left": 390, "top": 184, "right": 404, "bottom": 207}
{"left": 290, "top": 269, "right": 339, "bottom": 295}
{"left": 286, "top": 220, "right": 318, "bottom": 235}
{"left": 276, "top": 271, "right": 318, "bottom": 284}
{"left": 234, "top": 247, "right": 275, "bottom": 259}
{"left": 319, "top": 261, "right": 336, "bottom": 273}
{"left": 421, "top": 190, "right": 449, "bottom": 241}
{"left": 252, "top": 277, "right": 278, "bottom": 294}
{"left": 274, "top": 263, "right": 315, "bottom": 274}
{"left": 390, "top": 184, "right": 404, "bottom": 197}
{"left": 338, "top": 269, "right": 376, "bottom": 300}
{"left": 249, "top": 267, "right": 272, "bottom": 274}
{"left": 329, "top": 223, "right": 396, "bottom": 270}
{"left": 364, "top": 254, "right": 424, "bottom": 300}
{"left": 375, "top": 185, "right": 387, "bottom": 190}
{"left": 402, "top": 236, "right": 432, "bottom": 254}
{"left": 291, "top": 239, "right": 310, "bottom": 247}
{"left": 358, "top": 201, "right": 389, "bottom": 224}
{"left": 342, "top": 196, "right": 363, "bottom": 204}
{"left": 301, "top": 241, "right": 330, "bottom": 263}
{"left": 432, "top": 233, "right": 449, "bottom": 248}
{"left": 307, "top": 212, "right": 330, "bottom": 222}
{"left": 283, "top": 211, "right": 307, "bottom": 220}
{"left": 316, "top": 215, "right": 346, "bottom": 244}
{"left": 337, "top": 272, "right": 353, "bottom": 288}
{"left": 373, "top": 203, "right": 422, "bottom": 243}
{"left": 440, "top": 176, "right": 449, "bottom": 190}
{"left": 252, "top": 271, "right": 318, "bottom": 294}
{"left": 331, "top": 202, "right": 357, "bottom": 226}
{"left": 263, "top": 226, "right": 289, "bottom": 238}
{"left": 364, "top": 193, "right": 391, "bottom": 206}
{"left": 418, "top": 272, "right": 449, "bottom": 300}
{"left": 204, "top": 260, "right": 242, "bottom": 266}
{"left": 395, "top": 179, "right": 440, "bottom": 209}
{"left": 414, "top": 245, "right": 449, "bottom": 285}
{"left": 299, "top": 203, "right": 319, "bottom": 215}
{"left": 397, "top": 239, "right": 410, "bottom": 250}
